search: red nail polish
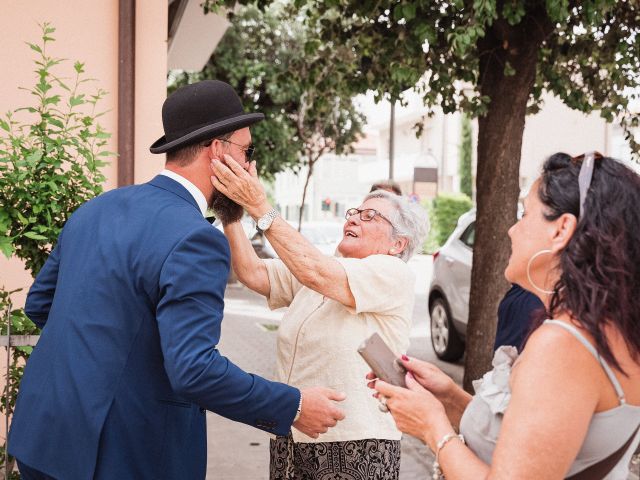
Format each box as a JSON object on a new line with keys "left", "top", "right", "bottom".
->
{"left": 401, "top": 355, "right": 409, "bottom": 361}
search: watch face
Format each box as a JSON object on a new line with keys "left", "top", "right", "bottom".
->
{"left": 258, "top": 209, "right": 278, "bottom": 231}
{"left": 258, "top": 216, "right": 271, "bottom": 231}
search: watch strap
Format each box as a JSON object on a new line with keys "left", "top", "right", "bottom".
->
{"left": 256, "top": 208, "right": 279, "bottom": 232}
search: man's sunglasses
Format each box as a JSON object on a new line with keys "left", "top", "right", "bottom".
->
{"left": 203, "top": 138, "right": 255, "bottom": 163}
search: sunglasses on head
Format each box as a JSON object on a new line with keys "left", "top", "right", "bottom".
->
{"left": 571, "top": 151, "right": 603, "bottom": 218}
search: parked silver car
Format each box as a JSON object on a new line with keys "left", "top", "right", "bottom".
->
{"left": 428, "top": 210, "right": 475, "bottom": 361}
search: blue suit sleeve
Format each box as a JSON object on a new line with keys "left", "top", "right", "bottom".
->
{"left": 24, "top": 241, "right": 63, "bottom": 329}
{"left": 156, "top": 224, "right": 300, "bottom": 436}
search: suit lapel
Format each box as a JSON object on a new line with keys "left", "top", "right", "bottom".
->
{"left": 148, "top": 175, "right": 201, "bottom": 214}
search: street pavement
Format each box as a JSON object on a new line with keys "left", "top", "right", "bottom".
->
{"left": 205, "top": 254, "right": 639, "bottom": 479}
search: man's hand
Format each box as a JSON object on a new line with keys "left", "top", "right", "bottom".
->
{"left": 292, "top": 387, "right": 346, "bottom": 439}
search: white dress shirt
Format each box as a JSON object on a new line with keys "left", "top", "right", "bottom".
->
{"left": 160, "top": 169, "right": 208, "bottom": 217}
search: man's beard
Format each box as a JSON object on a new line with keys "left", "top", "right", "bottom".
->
{"left": 211, "top": 190, "right": 244, "bottom": 225}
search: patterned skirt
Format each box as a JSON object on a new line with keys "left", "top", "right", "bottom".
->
{"left": 269, "top": 434, "right": 401, "bottom": 480}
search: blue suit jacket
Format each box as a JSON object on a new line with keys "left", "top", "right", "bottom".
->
{"left": 9, "top": 175, "right": 299, "bottom": 479}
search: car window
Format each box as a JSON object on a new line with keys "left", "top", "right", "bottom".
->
{"left": 459, "top": 222, "right": 475, "bottom": 249}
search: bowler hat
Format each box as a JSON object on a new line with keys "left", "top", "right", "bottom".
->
{"left": 150, "top": 80, "right": 264, "bottom": 154}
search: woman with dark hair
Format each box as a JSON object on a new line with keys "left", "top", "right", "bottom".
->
{"left": 371, "top": 152, "right": 640, "bottom": 479}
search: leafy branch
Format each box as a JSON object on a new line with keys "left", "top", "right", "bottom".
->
{"left": 0, "top": 22, "right": 113, "bottom": 275}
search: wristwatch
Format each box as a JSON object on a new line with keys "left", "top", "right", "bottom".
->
{"left": 256, "top": 208, "right": 279, "bottom": 233}
{"left": 293, "top": 393, "right": 303, "bottom": 423}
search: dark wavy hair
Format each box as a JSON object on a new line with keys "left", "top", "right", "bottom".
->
{"left": 534, "top": 152, "right": 640, "bottom": 373}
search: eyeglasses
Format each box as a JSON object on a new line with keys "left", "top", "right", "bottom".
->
{"left": 345, "top": 208, "right": 394, "bottom": 227}
{"left": 203, "top": 138, "right": 255, "bottom": 162}
{"left": 220, "top": 138, "right": 255, "bottom": 162}
{"left": 571, "top": 151, "right": 603, "bottom": 218}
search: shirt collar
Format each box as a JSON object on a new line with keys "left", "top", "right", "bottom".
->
{"left": 160, "top": 169, "right": 208, "bottom": 217}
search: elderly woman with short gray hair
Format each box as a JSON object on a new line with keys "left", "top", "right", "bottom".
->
{"left": 210, "top": 155, "right": 429, "bottom": 480}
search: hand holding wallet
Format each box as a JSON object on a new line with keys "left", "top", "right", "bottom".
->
{"left": 358, "top": 333, "right": 407, "bottom": 388}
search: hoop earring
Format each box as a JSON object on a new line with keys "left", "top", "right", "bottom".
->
{"left": 526, "top": 249, "right": 555, "bottom": 295}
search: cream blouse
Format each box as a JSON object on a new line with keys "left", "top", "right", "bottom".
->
{"left": 264, "top": 254, "right": 414, "bottom": 443}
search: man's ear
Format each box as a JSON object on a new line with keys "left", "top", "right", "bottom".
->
{"left": 208, "top": 139, "right": 222, "bottom": 160}
{"left": 550, "top": 213, "right": 578, "bottom": 253}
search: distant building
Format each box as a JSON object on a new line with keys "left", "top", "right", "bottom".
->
{"left": 275, "top": 136, "right": 377, "bottom": 223}
{"left": 274, "top": 90, "right": 633, "bottom": 220}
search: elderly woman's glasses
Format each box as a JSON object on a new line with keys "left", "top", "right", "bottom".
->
{"left": 571, "top": 151, "right": 603, "bottom": 218}
{"left": 345, "top": 208, "right": 394, "bottom": 226}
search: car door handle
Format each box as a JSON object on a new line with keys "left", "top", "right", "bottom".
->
{"left": 445, "top": 257, "right": 454, "bottom": 264}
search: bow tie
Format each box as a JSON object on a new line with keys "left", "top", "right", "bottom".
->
{"left": 205, "top": 215, "right": 216, "bottom": 224}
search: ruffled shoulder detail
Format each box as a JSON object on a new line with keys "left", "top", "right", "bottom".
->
{"left": 471, "top": 345, "right": 519, "bottom": 415}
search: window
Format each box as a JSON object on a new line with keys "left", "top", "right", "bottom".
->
{"left": 459, "top": 222, "right": 475, "bottom": 249}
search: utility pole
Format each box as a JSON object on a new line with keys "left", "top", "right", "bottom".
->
{"left": 389, "top": 100, "right": 395, "bottom": 180}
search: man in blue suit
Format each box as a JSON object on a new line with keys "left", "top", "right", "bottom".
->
{"left": 9, "top": 80, "right": 346, "bottom": 479}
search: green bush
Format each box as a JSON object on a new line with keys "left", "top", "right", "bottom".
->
{"left": 459, "top": 115, "right": 473, "bottom": 198}
{"left": 423, "top": 193, "right": 473, "bottom": 252}
{"left": 0, "top": 23, "right": 111, "bottom": 275}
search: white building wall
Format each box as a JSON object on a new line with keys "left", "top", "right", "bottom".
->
{"left": 275, "top": 154, "right": 375, "bottom": 223}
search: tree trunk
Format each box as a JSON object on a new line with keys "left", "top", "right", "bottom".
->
{"left": 297, "top": 158, "right": 316, "bottom": 231}
{"left": 463, "top": 9, "right": 553, "bottom": 392}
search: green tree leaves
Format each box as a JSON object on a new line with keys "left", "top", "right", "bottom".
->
{"left": 459, "top": 115, "right": 473, "bottom": 198}
{"left": 176, "top": 3, "right": 364, "bottom": 184}
{"left": 0, "top": 22, "right": 112, "bottom": 275}
{"left": 247, "top": 0, "right": 639, "bottom": 158}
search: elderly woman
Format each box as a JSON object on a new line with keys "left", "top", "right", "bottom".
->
{"left": 210, "top": 155, "right": 428, "bottom": 480}
{"left": 373, "top": 152, "right": 640, "bottom": 479}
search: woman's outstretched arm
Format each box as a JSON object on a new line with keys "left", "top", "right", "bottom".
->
{"left": 211, "top": 156, "right": 356, "bottom": 307}
{"left": 223, "top": 221, "right": 270, "bottom": 297}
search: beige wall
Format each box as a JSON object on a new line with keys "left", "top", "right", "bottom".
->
{"left": 1, "top": 0, "right": 169, "bottom": 307}
{"left": 135, "top": 0, "right": 169, "bottom": 182}
{"left": 0, "top": 0, "right": 120, "bottom": 190}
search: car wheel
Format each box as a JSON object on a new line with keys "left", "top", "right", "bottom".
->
{"left": 430, "top": 297, "right": 464, "bottom": 362}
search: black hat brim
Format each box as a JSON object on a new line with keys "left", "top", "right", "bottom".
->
{"left": 149, "top": 112, "right": 265, "bottom": 154}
